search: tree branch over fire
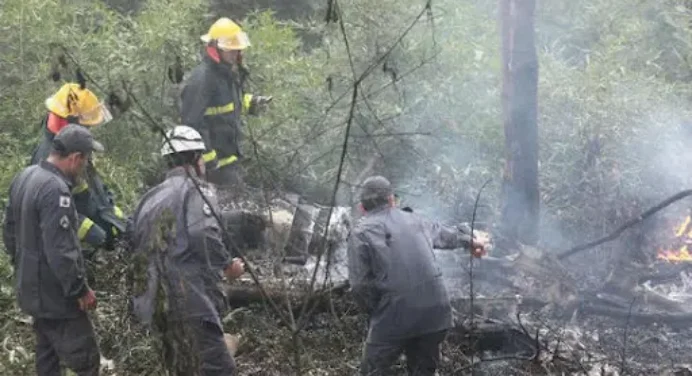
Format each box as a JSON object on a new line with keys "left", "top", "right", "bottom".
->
{"left": 558, "top": 189, "right": 692, "bottom": 260}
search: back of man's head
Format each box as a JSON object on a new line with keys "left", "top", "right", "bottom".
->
{"left": 360, "top": 176, "right": 393, "bottom": 211}
{"left": 51, "top": 123, "right": 104, "bottom": 158}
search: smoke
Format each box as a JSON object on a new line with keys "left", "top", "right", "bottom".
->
{"left": 618, "top": 106, "right": 692, "bottom": 202}
{"left": 287, "top": 0, "right": 692, "bottom": 280}
{"left": 326, "top": 0, "right": 503, "bottom": 226}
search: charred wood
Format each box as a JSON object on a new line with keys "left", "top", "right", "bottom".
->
{"left": 499, "top": 0, "right": 540, "bottom": 247}
{"left": 578, "top": 299, "right": 692, "bottom": 327}
{"left": 224, "top": 281, "right": 351, "bottom": 318}
{"left": 225, "top": 278, "right": 552, "bottom": 323}
{"left": 639, "top": 264, "right": 692, "bottom": 285}
{"left": 284, "top": 196, "right": 320, "bottom": 261}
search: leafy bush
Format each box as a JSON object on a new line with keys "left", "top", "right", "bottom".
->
{"left": 0, "top": 0, "right": 326, "bottom": 373}
{"left": 4, "top": 0, "right": 692, "bottom": 373}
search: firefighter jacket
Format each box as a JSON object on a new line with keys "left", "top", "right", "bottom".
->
{"left": 127, "top": 167, "right": 233, "bottom": 328}
{"left": 347, "top": 207, "right": 471, "bottom": 343}
{"left": 29, "top": 116, "right": 125, "bottom": 250}
{"left": 3, "top": 161, "right": 90, "bottom": 319}
{"left": 179, "top": 54, "right": 256, "bottom": 170}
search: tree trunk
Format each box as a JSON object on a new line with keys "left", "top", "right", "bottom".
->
{"left": 499, "top": 0, "right": 540, "bottom": 246}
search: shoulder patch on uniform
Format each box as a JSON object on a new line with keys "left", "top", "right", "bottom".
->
{"left": 203, "top": 203, "right": 212, "bottom": 216}
{"left": 59, "top": 215, "right": 70, "bottom": 229}
{"left": 59, "top": 195, "right": 71, "bottom": 208}
{"left": 200, "top": 186, "right": 215, "bottom": 198}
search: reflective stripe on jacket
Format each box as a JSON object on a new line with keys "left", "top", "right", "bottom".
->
{"left": 29, "top": 116, "right": 124, "bottom": 248}
{"left": 180, "top": 54, "right": 254, "bottom": 169}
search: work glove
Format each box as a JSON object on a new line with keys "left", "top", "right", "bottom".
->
{"left": 253, "top": 95, "right": 273, "bottom": 106}
{"left": 249, "top": 95, "right": 273, "bottom": 115}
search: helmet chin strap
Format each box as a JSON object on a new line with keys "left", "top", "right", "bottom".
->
{"left": 193, "top": 164, "right": 204, "bottom": 179}
{"left": 207, "top": 41, "right": 243, "bottom": 70}
{"left": 206, "top": 43, "right": 222, "bottom": 64}
{"left": 193, "top": 153, "right": 205, "bottom": 179}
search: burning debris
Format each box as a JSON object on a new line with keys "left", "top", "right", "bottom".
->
{"left": 658, "top": 215, "right": 692, "bottom": 263}
{"left": 206, "top": 184, "right": 692, "bottom": 376}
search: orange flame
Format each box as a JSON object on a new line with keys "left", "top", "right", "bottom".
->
{"left": 657, "top": 215, "right": 692, "bottom": 262}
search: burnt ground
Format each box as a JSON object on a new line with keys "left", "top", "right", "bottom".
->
{"left": 430, "top": 248, "right": 692, "bottom": 376}
{"left": 213, "top": 232, "right": 692, "bottom": 375}
{"left": 6, "top": 193, "right": 692, "bottom": 376}
{"left": 4, "top": 243, "right": 692, "bottom": 375}
{"left": 221, "top": 250, "right": 692, "bottom": 375}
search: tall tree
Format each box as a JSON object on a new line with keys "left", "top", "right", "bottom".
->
{"left": 499, "top": 0, "right": 539, "bottom": 246}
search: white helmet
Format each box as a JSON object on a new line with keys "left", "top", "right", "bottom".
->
{"left": 160, "top": 125, "right": 207, "bottom": 156}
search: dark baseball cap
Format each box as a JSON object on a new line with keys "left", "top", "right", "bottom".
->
{"left": 360, "top": 176, "right": 393, "bottom": 203}
{"left": 52, "top": 124, "right": 105, "bottom": 155}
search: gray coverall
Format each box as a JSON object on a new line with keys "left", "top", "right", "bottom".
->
{"left": 3, "top": 161, "right": 100, "bottom": 376}
{"left": 347, "top": 206, "right": 469, "bottom": 376}
{"left": 127, "top": 166, "right": 236, "bottom": 375}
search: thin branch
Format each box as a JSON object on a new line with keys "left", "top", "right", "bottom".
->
{"left": 58, "top": 45, "right": 108, "bottom": 94}
{"left": 349, "top": 131, "right": 432, "bottom": 138}
{"left": 558, "top": 189, "right": 692, "bottom": 260}
{"left": 466, "top": 177, "right": 492, "bottom": 373}
{"left": 294, "top": 0, "right": 437, "bottom": 331}
{"left": 620, "top": 297, "right": 637, "bottom": 375}
{"left": 295, "top": 11, "right": 359, "bottom": 331}
{"left": 124, "top": 88, "right": 291, "bottom": 326}
{"left": 363, "top": 47, "right": 443, "bottom": 100}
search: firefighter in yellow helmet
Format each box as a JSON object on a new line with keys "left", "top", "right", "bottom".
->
{"left": 29, "top": 83, "right": 126, "bottom": 255}
{"left": 43, "top": 83, "right": 112, "bottom": 127}
{"left": 180, "top": 17, "right": 273, "bottom": 190}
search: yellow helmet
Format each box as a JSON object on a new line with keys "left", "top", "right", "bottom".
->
{"left": 45, "top": 83, "right": 112, "bottom": 126}
{"left": 200, "top": 17, "right": 251, "bottom": 51}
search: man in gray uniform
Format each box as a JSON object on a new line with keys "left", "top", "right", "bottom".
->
{"left": 3, "top": 124, "right": 102, "bottom": 376}
{"left": 348, "top": 176, "right": 485, "bottom": 376}
{"left": 127, "top": 125, "right": 245, "bottom": 375}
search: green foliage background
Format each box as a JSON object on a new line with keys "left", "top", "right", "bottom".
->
{"left": 2, "top": 0, "right": 692, "bottom": 373}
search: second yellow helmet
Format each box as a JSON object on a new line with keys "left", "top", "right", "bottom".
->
{"left": 45, "top": 83, "right": 112, "bottom": 126}
{"left": 200, "top": 18, "right": 251, "bottom": 51}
